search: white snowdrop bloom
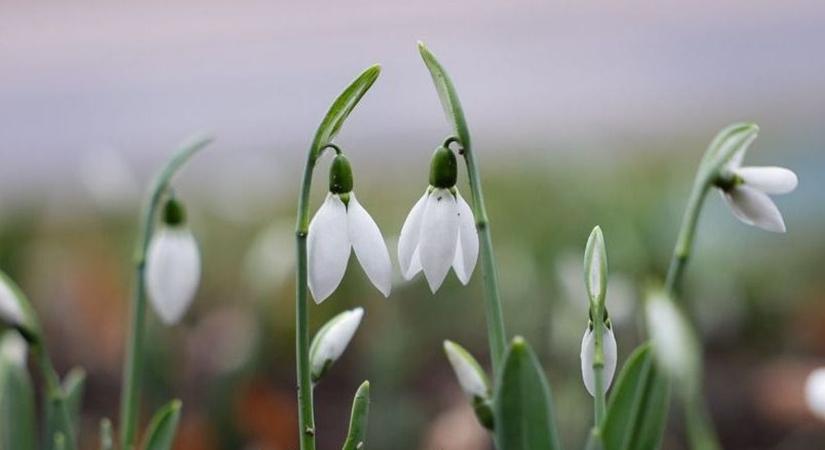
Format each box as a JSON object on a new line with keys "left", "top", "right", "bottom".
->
{"left": 309, "top": 307, "right": 364, "bottom": 382}
{"left": 805, "top": 367, "right": 825, "bottom": 421}
{"left": 718, "top": 141, "right": 798, "bottom": 233}
{"left": 307, "top": 155, "right": 392, "bottom": 303}
{"left": 646, "top": 290, "right": 700, "bottom": 391}
{"left": 443, "top": 340, "right": 490, "bottom": 399}
{"left": 398, "top": 147, "right": 478, "bottom": 292}
{"left": 580, "top": 323, "right": 618, "bottom": 397}
{"left": 0, "top": 275, "right": 26, "bottom": 327}
{"left": 145, "top": 199, "right": 201, "bottom": 325}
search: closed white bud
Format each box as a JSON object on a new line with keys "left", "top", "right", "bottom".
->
{"left": 805, "top": 367, "right": 825, "bottom": 421}
{"left": 580, "top": 323, "right": 618, "bottom": 397}
{"left": 145, "top": 225, "right": 201, "bottom": 325}
{"left": 310, "top": 307, "right": 364, "bottom": 382}
{"left": 645, "top": 290, "right": 701, "bottom": 394}
{"left": 443, "top": 340, "right": 490, "bottom": 399}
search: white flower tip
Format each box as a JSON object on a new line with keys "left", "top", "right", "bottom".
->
{"left": 0, "top": 276, "right": 27, "bottom": 327}
{"left": 0, "top": 332, "right": 28, "bottom": 367}
{"left": 805, "top": 367, "right": 825, "bottom": 421}
{"left": 145, "top": 228, "right": 201, "bottom": 325}
{"left": 584, "top": 226, "right": 607, "bottom": 304}
{"left": 443, "top": 340, "right": 489, "bottom": 398}
{"left": 645, "top": 291, "right": 700, "bottom": 385}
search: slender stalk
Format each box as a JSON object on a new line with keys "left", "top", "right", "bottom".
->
{"left": 295, "top": 153, "right": 317, "bottom": 450}
{"left": 118, "top": 138, "right": 210, "bottom": 450}
{"left": 32, "top": 344, "right": 77, "bottom": 450}
{"left": 592, "top": 315, "right": 606, "bottom": 426}
{"left": 685, "top": 394, "right": 722, "bottom": 450}
{"left": 664, "top": 180, "right": 710, "bottom": 298}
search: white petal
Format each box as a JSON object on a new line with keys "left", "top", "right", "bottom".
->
{"left": 310, "top": 307, "right": 364, "bottom": 380}
{"left": 452, "top": 191, "right": 478, "bottom": 285}
{"left": 736, "top": 166, "right": 798, "bottom": 194}
{"left": 0, "top": 277, "right": 26, "bottom": 326}
{"left": 722, "top": 186, "right": 786, "bottom": 233}
{"left": 347, "top": 193, "right": 392, "bottom": 297}
{"left": 145, "top": 227, "right": 201, "bottom": 325}
{"left": 307, "top": 194, "right": 351, "bottom": 303}
{"left": 419, "top": 189, "right": 459, "bottom": 292}
{"left": 397, "top": 191, "right": 428, "bottom": 279}
{"left": 580, "top": 325, "right": 618, "bottom": 397}
{"left": 805, "top": 367, "right": 825, "bottom": 421}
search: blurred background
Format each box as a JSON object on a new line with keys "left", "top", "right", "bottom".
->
{"left": 2, "top": 1, "right": 825, "bottom": 449}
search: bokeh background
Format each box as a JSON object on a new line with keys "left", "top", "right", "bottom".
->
{"left": 2, "top": 1, "right": 825, "bottom": 449}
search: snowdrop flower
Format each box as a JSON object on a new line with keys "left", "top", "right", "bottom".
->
{"left": 145, "top": 198, "right": 201, "bottom": 325}
{"left": 716, "top": 135, "right": 798, "bottom": 233}
{"left": 443, "top": 340, "right": 490, "bottom": 399}
{"left": 580, "top": 321, "right": 618, "bottom": 396}
{"left": 805, "top": 367, "right": 825, "bottom": 421}
{"left": 309, "top": 307, "right": 364, "bottom": 382}
{"left": 398, "top": 146, "right": 478, "bottom": 292}
{"left": 307, "top": 153, "right": 392, "bottom": 303}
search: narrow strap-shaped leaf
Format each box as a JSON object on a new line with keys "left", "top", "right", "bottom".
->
{"left": 309, "top": 65, "right": 381, "bottom": 163}
{"left": 494, "top": 337, "right": 561, "bottom": 450}
{"left": 417, "top": 42, "right": 470, "bottom": 148}
{"left": 601, "top": 343, "right": 669, "bottom": 450}
{"left": 142, "top": 400, "right": 182, "bottom": 450}
{"left": 62, "top": 368, "right": 86, "bottom": 432}
{"left": 100, "top": 418, "right": 114, "bottom": 450}
{"left": 341, "top": 381, "right": 370, "bottom": 450}
{"left": 0, "top": 343, "right": 37, "bottom": 450}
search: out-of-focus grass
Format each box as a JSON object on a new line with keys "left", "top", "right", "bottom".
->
{"left": 0, "top": 144, "right": 822, "bottom": 450}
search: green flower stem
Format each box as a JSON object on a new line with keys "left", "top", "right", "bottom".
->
{"left": 685, "top": 394, "right": 721, "bottom": 450}
{"left": 295, "top": 154, "right": 317, "bottom": 450}
{"left": 118, "top": 137, "right": 210, "bottom": 450}
{"left": 592, "top": 311, "right": 606, "bottom": 427}
{"left": 32, "top": 344, "right": 77, "bottom": 450}
{"left": 665, "top": 181, "right": 710, "bottom": 298}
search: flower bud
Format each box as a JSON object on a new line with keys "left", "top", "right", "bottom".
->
{"left": 645, "top": 289, "right": 701, "bottom": 396}
{"left": 329, "top": 154, "right": 354, "bottom": 194}
{"left": 146, "top": 200, "right": 201, "bottom": 325}
{"left": 429, "top": 146, "right": 457, "bottom": 188}
{"left": 310, "top": 307, "right": 364, "bottom": 382}
{"left": 0, "top": 271, "right": 39, "bottom": 341}
{"left": 443, "top": 340, "right": 490, "bottom": 399}
{"left": 583, "top": 226, "right": 607, "bottom": 308}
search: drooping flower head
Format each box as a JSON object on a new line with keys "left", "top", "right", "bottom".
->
{"left": 714, "top": 126, "right": 798, "bottom": 232}
{"left": 307, "top": 151, "right": 392, "bottom": 303}
{"left": 398, "top": 145, "right": 479, "bottom": 292}
{"left": 145, "top": 197, "right": 201, "bottom": 325}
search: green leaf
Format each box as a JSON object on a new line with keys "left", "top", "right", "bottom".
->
{"left": 341, "top": 381, "right": 370, "bottom": 450}
{"left": 100, "top": 418, "right": 114, "bottom": 450}
{"left": 142, "top": 400, "right": 182, "bottom": 450}
{"left": 601, "top": 343, "right": 669, "bottom": 450}
{"left": 309, "top": 64, "right": 382, "bottom": 163}
{"left": 417, "top": 41, "right": 470, "bottom": 148}
{"left": 53, "top": 433, "right": 66, "bottom": 450}
{"left": 494, "top": 337, "right": 561, "bottom": 450}
{"left": 0, "top": 333, "right": 37, "bottom": 450}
